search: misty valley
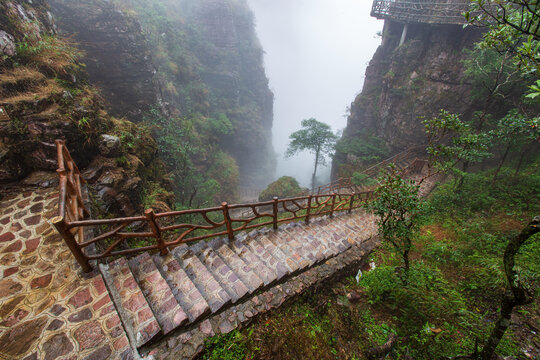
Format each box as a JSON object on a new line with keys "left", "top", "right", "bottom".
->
{"left": 0, "top": 0, "right": 538, "bottom": 359}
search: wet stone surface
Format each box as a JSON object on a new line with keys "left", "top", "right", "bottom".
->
{"left": 0, "top": 188, "right": 131, "bottom": 359}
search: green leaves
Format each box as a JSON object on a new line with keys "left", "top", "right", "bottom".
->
{"left": 424, "top": 110, "right": 492, "bottom": 175}
{"left": 526, "top": 80, "right": 540, "bottom": 99}
{"left": 285, "top": 118, "right": 338, "bottom": 163}
{"left": 364, "top": 165, "right": 425, "bottom": 272}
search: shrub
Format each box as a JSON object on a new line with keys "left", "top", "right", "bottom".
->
{"left": 258, "top": 176, "right": 306, "bottom": 201}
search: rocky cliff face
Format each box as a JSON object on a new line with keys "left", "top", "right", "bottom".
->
{"left": 49, "top": 0, "right": 275, "bottom": 189}
{"left": 333, "top": 20, "right": 483, "bottom": 177}
{"left": 0, "top": 0, "right": 170, "bottom": 215}
{"left": 50, "top": 0, "right": 157, "bottom": 122}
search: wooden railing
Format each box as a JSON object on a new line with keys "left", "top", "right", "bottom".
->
{"left": 52, "top": 141, "right": 426, "bottom": 272}
{"left": 51, "top": 140, "right": 92, "bottom": 272}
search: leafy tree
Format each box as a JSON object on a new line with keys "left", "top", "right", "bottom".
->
{"left": 258, "top": 176, "right": 306, "bottom": 202}
{"left": 285, "top": 118, "right": 337, "bottom": 190}
{"left": 424, "top": 110, "right": 492, "bottom": 187}
{"left": 364, "top": 165, "right": 425, "bottom": 279}
{"left": 466, "top": 0, "right": 540, "bottom": 96}
{"left": 490, "top": 110, "right": 540, "bottom": 180}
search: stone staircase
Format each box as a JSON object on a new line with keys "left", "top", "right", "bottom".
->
{"left": 98, "top": 212, "right": 372, "bottom": 351}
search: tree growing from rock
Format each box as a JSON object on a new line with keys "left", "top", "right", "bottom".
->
{"left": 285, "top": 118, "right": 337, "bottom": 190}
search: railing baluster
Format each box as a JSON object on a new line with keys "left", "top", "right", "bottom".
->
{"left": 145, "top": 208, "right": 168, "bottom": 256}
{"left": 52, "top": 216, "right": 92, "bottom": 273}
{"left": 305, "top": 195, "right": 312, "bottom": 224}
{"left": 330, "top": 193, "right": 336, "bottom": 218}
{"left": 272, "top": 197, "right": 278, "bottom": 230}
{"left": 348, "top": 192, "right": 355, "bottom": 214}
{"left": 222, "top": 202, "right": 235, "bottom": 240}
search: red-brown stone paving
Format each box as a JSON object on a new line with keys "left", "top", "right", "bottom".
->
{"left": 0, "top": 188, "right": 133, "bottom": 360}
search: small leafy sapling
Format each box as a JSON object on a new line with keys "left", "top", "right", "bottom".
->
{"left": 364, "top": 165, "right": 425, "bottom": 281}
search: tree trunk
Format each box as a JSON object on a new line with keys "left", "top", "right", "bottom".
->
{"left": 312, "top": 150, "right": 320, "bottom": 191}
{"left": 493, "top": 144, "right": 510, "bottom": 182}
{"left": 479, "top": 216, "right": 540, "bottom": 360}
{"left": 514, "top": 146, "right": 527, "bottom": 175}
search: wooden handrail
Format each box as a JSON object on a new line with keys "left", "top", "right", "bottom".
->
{"left": 53, "top": 140, "right": 427, "bottom": 272}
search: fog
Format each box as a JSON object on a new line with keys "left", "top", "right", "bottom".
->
{"left": 246, "top": 0, "right": 383, "bottom": 188}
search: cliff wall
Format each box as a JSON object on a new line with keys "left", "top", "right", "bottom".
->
{"left": 333, "top": 20, "right": 483, "bottom": 177}
{"left": 49, "top": 0, "right": 275, "bottom": 191}
{"left": 0, "top": 0, "right": 171, "bottom": 215}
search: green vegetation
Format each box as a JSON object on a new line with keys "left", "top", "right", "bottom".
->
{"left": 286, "top": 118, "right": 338, "bottom": 190}
{"left": 364, "top": 165, "right": 425, "bottom": 275}
{"left": 110, "top": 0, "right": 274, "bottom": 190}
{"left": 335, "top": 135, "right": 389, "bottom": 164}
{"left": 351, "top": 172, "right": 377, "bottom": 188}
{"left": 258, "top": 176, "right": 307, "bottom": 202}
{"left": 143, "top": 106, "right": 239, "bottom": 209}
{"left": 199, "top": 167, "right": 540, "bottom": 360}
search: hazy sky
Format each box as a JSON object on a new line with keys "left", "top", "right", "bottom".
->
{"left": 246, "top": 0, "right": 383, "bottom": 187}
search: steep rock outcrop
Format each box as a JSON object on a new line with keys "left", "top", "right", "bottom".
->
{"left": 0, "top": 0, "right": 170, "bottom": 215}
{"left": 333, "top": 20, "right": 483, "bottom": 177}
{"left": 49, "top": 0, "right": 275, "bottom": 189}
{"left": 50, "top": 0, "right": 157, "bottom": 122}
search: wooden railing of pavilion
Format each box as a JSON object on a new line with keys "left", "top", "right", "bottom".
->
{"left": 52, "top": 141, "right": 425, "bottom": 272}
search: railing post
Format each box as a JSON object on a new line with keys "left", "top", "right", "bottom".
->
{"left": 348, "top": 192, "right": 355, "bottom": 214}
{"left": 305, "top": 195, "right": 312, "bottom": 224}
{"left": 145, "top": 208, "right": 168, "bottom": 256}
{"left": 222, "top": 202, "right": 235, "bottom": 240}
{"left": 52, "top": 216, "right": 92, "bottom": 273}
{"left": 272, "top": 197, "right": 279, "bottom": 230}
{"left": 330, "top": 193, "right": 336, "bottom": 218}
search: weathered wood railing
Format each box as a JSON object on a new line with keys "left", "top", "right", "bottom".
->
{"left": 51, "top": 140, "right": 92, "bottom": 272}
{"left": 52, "top": 141, "right": 378, "bottom": 272}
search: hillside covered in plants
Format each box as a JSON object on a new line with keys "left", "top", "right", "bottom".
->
{"left": 50, "top": 0, "right": 275, "bottom": 204}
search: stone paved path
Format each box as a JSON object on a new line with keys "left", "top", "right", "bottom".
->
{"left": 0, "top": 171, "right": 439, "bottom": 360}
{"left": 0, "top": 189, "right": 133, "bottom": 360}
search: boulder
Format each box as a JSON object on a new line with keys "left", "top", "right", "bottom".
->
{"left": 98, "top": 135, "right": 121, "bottom": 157}
{"left": 0, "top": 31, "right": 16, "bottom": 56}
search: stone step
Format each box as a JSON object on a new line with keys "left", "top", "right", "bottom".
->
{"left": 301, "top": 219, "right": 342, "bottom": 256}
{"left": 294, "top": 221, "right": 335, "bottom": 260}
{"left": 99, "top": 258, "right": 161, "bottom": 348}
{"left": 280, "top": 222, "right": 319, "bottom": 266}
{"left": 225, "top": 233, "right": 278, "bottom": 286}
{"left": 152, "top": 253, "right": 211, "bottom": 323}
{"left": 330, "top": 214, "right": 370, "bottom": 245}
{"left": 283, "top": 222, "right": 325, "bottom": 263}
{"left": 241, "top": 230, "right": 292, "bottom": 281}
{"left": 128, "top": 253, "right": 189, "bottom": 335}
{"left": 172, "top": 244, "right": 232, "bottom": 314}
{"left": 309, "top": 216, "right": 354, "bottom": 252}
{"left": 190, "top": 241, "right": 250, "bottom": 303}
{"left": 264, "top": 227, "right": 313, "bottom": 270}
{"left": 209, "top": 238, "right": 264, "bottom": 294}
{"left": 256, "top": 228, "right": 302, "bottom": 273}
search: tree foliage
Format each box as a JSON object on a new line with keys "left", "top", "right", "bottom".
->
{"left": 466, "top": 0, "right": 540, "bottom": 96}
{"left": 364, "top": 165, "right": 425, "bottom": 277}
{"left": 424, "top": 110, "right": 492, "bottom": 178}
{"left": 258, "top": 176, "right": 306, "bottom": 202}
{"left": 286, "top": 118, "right": 337, "bottom": 189}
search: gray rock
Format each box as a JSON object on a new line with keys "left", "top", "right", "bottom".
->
{"left": 98, "top": 134, "right": 122, "bottom": 157}
{"left": 0, "top": 30, "right": 16, "bottom": 56}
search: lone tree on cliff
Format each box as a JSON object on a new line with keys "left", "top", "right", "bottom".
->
{"left": 285, "top": 118, "right": 337, "bottom": 190}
